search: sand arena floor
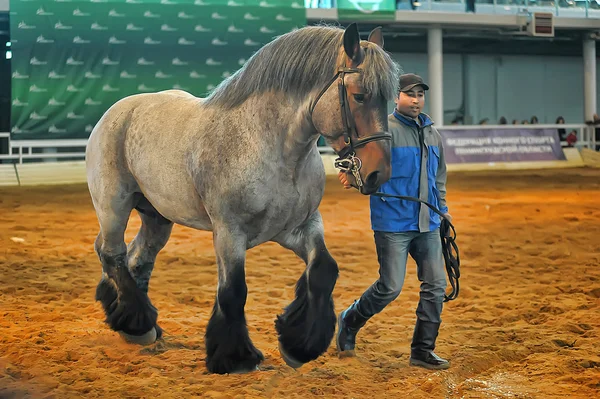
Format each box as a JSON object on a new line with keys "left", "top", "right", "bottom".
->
{"left": 1, "top": 168, "right": 599, "bottom": 398}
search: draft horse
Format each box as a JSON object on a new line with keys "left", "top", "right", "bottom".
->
{"left": 85, "top": 23, "right": 400, "bottom": 374}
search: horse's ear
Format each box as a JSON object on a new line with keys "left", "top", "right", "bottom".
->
{"left": 343, "top": 23, "right": 362, "bottom": 64}
{"left": 368, "top": 26, "right": 384, "bottom": 48}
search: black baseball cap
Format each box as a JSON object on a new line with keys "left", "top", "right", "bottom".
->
{"left": 399, "top": 73, "right": 429, "bottom": 92}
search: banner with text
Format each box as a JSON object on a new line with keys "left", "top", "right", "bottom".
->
{"left": 337, "top": 0, "right": 396, "bottom": 21}
{"left": 438, "top": 128, "right": 566, "bottom": 164}
{"left": 9, "top": 0, "right": 306, "bottom": 140}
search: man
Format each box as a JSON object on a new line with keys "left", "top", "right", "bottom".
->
{"left": 336, "top": 73, "right": 451, "bottom": 370}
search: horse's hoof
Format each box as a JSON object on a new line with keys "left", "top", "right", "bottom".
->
{"left": 278, "top": 342, "right": 304, "bottom": 369}
{"left": 154, "top": 324, "right": 164, "bottom": 340}
{"left": 118, "top": 327, "right": 157, "bottom": 345}
{"left": 229, "top": 365, "right": 260, "bottom": 374}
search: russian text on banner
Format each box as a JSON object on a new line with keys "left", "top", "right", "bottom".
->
{"left": 438, "top": 128, "right": 566, "bottom": 164}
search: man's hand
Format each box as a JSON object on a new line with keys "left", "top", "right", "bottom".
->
{"left": 443, "top": 213, "right": 453, "bottom": 223}
{"left": 338, "top": 171, "right": 352, "bottom": 189}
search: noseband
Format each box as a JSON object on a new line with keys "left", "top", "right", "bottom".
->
{"left": 308, "top": 67, "right": 391, "bottom": 188}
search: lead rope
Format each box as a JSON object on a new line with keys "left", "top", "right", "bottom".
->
{"left": 371, "top": 192, "right": 460, "bottom": 302}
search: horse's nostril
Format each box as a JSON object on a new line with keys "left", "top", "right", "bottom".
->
{"left": 365, "top": 171, "right": 380, "bottom": 189}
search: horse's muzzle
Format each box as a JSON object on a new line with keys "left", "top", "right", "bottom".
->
{"left": 361, "top": 171, "right": 384, "bottom": 195}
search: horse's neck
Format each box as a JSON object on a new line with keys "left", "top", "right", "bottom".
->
{"left": 280, "top": 98, "right": 320, "bottom": 167}
{"left": 240, "top": 94, "right": 317, "bottom": 167}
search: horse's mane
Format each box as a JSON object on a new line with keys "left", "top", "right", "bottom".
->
{"left": 203, "top": 24, "right": 400, "bottom": 109}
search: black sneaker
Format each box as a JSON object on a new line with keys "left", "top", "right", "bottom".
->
{"left": 336, "top": 301, "right": 369, "bottom": 355}
{"left": 409, "top": 351, "right": 450, "bottom": 370}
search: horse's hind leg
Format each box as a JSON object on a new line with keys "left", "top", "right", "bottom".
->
{"left": 205, "top": 226, "right": 264, "bottom": 374}
{"left": 126, "top": 202, "right": 174, "bottom": 339}
{"left": 92, "top": 189, "right": 159, "bottom": 345}
{"left": 274, "top": 210, "right": 339, "bottom": 368}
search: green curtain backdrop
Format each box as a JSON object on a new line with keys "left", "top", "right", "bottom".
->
{"left": 9, "top": 0, "right": 306, "bottom": 140}
{"left": 337, "top": 0, "right": 396, "bottom": 21}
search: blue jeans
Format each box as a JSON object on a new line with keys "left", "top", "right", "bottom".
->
{"left": 356, "top": 229, "right": 447, "bottom": 323}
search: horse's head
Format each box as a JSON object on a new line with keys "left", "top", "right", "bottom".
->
{"left": 310, "top": 23, "right": 398, "bottom": 195}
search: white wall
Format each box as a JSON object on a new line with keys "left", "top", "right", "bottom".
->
{"left": 390, "top": 52, "right": 600, "bottom": 125}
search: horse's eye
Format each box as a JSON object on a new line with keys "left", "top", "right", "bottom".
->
{"left": 353, "top": 94, "right": 365, "bottom": 104}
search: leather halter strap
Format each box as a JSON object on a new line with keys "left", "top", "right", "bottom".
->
{"left": 308, "top": 67, "right": 391, "bottom": 161}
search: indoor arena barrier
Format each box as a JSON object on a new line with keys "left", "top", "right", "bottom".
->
{"left": 0, "top": 123, "right": 597, "bottom": 186}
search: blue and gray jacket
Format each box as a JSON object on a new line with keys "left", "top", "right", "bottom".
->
{"left": 370, "top": 110, "right": 449, "bottom": 233}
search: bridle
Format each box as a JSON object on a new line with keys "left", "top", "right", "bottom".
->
{"left": 308, "top": 66, "right": 391, "bottom": 188}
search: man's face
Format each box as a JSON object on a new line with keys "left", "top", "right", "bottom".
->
{"left": 395, "top": 86, "right": 426, "bottom": 119}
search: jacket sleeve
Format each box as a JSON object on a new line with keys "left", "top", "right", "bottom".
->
{"left": 434, "top": 129, "right": 449, "bottom": 214}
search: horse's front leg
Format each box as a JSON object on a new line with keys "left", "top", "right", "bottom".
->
{"left": 273, "top": 210, "right": 339, "bottom": 368}
{"left": 205, "top": 227, "right": 264, "bottom": 374}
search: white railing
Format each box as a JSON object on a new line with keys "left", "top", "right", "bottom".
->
{"left": 317, "top": 123, "right": 596, "bottom": 153}
{"left": 0, "top": 123, "right": 596, "bottom": 164}
{"left": 0, "top": 132, "right": 89, "bottom": 163}
{"left": 306, "top": 0, "right": 600, "bottom": 19}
